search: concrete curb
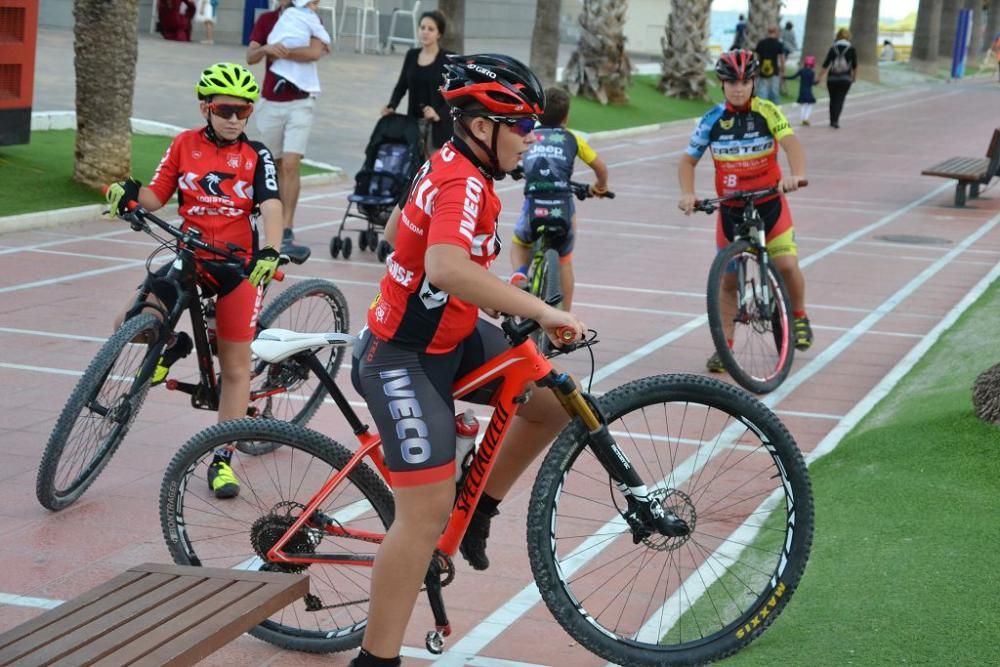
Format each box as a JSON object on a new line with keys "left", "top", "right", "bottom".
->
{"left": 1, "top": 112, "right": 346, "bottom": 235}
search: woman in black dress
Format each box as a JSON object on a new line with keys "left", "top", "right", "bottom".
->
{"left": 381, "top": 10, "right": 452, "bottom": 156}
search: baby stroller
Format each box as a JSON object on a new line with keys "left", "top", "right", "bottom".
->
{"left": 330, "top": 113, "right": 422, "bottom": 261}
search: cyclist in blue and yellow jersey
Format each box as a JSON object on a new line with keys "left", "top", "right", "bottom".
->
{"left": 348, "top": 55, "right": 586, "bottom": 667}
{"left": 677, "top": 49, "right": 813, "bottom": 372}
{"left": 509, "top": 86, "right": 610, "bottom": 311}
{"left": 105, "top": 63, "right": 284, "bottom": 499}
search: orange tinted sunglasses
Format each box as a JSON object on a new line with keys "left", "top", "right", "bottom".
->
{"left": 207, "top": 102, "right": 254, "bottom": 120}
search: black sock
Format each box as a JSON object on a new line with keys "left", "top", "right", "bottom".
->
{"left": 477, "top": 492, "right": 500, "bottom": 516}
{"left": 350, "top": 648, "right": 401, "bottom": 667}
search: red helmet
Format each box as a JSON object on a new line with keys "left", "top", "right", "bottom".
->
{"left": 715, "top": 49, "right": 760, "bottom": 82}
{"left": 441, "top": 54, "right": 545, "bottom": 116}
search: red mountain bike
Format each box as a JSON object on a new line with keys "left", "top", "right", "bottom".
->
{"left": 159, "top": 316, "right": 814, "bottom": 665}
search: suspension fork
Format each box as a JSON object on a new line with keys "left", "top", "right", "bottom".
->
{"left": 543, "top": 372, "right": 690, "bottom": 538}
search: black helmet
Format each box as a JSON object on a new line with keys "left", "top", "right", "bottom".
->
{"left": 715, "top": 49, "right": 760, "bottom": 82}
{"left": 441, "top": 54, "right": 545, "bottom": 116}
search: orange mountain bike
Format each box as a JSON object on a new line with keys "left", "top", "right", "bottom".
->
{"left": 159, "top": 315, "right": 813, "bottom": 665}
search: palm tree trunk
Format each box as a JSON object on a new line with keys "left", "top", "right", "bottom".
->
{"left": 438, "top": 0, "right": 465, "bottom": 54}
{"left": 967, "top": 0, "right": 983, "bottom": 57}
{"left": 939, "top": 0, "right": 961, "bottom": 61}
{"left": 986, "top": 0, "right": 1000, "bottom": 54}
{"left": 659, "top": 0, "right": 711, "bottom": 100}
{"left": 911, "top": 0, "right": 943, "bottom": 70}
{"left": 746, "top": 0, "right": 782, "bottom": 48}
{"left": 801, "top": 0, "right": 837, "bottom": 64}
{"left": 564, "top": 0, "right": 632, "bottom": 105}
{"left": 850, "top": 0, "right": 881, "bottom": 82}
{"left": 530, "top": 0, "right": 562, "bottom": 88}
{"left": 73, "top": 0, "right": 137, "bottom": 188}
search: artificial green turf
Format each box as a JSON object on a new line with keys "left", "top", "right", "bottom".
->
{"left": 723, "top": 281, "right": 1000, "bottom": 665}
{"left": 0, "top": 130, "right": 331, "bottom": 217}
{"left": 567, "top": 74, "right": 801, "bottom": 133}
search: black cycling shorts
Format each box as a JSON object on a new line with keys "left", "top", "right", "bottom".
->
{"left": 351, "top": 319, "right": 507, "bottom": 487}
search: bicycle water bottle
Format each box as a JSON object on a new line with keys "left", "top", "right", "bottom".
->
{"left": 455, "top": 410, "right": 479, "bottom": 483}
{"left": 205, "top": 300, "right": 217, "bottom": 355}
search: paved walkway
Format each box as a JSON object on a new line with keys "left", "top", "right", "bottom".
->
{"left": 3, "top": 74, "right": 1000, "bottom": 664}
{"left": 33, "top": 27, "right": 595, "bottom": 176}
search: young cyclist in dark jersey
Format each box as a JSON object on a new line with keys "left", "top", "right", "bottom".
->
{"left": 105, "top": 63, "right": 284, "bottom": 499}
{"left": 509, "top": 86, "right": 609, "bottom": 310}
{"left": 677, "top": 50, "right": 813, "bottom": 372}
{"left": 349, "top": 54, "right": 586, "bottom": 667}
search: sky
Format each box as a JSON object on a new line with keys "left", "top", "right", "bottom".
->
{"left": 712, "top": 0, "right": 919, "bottom": 21}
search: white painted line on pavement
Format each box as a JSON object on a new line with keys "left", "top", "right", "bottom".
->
{"left": 0, "top": 260, "right": 146, "bottom": 294}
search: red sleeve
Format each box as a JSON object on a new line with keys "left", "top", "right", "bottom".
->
{"left": 249, "top": 12, "right": 275, "bottom": 45}
{"left": 426, "top": 175, "right": 483, "bottom": 251}
{"left": 146, "top": 136, "right": 181, "bottom": 206}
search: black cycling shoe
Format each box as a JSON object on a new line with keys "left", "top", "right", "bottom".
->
{"left": 281, "top": 229, "right": 312, "bottom": 263}
{"left": 459, "top": 506, "right": 499, "bottom": 571}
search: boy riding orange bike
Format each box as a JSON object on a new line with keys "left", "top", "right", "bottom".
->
{"left": 105, "top": 62, "right": 284, "bottom": 498}
{"left": 677, "top": 49, "right": 813, "bottom": 372}
{"left": 348, "top": 54, "right": 585, "bottom": 667}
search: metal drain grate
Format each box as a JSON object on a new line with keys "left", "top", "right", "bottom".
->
{"left": 875, "top": 234, "right": 952, "bottom": 246}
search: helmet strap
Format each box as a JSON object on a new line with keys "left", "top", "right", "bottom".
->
{"left": 457, "top": 116, "right": 505, "bottom": 180}
{"left": 204, "top": 116, "right": 239, "bottom": 147}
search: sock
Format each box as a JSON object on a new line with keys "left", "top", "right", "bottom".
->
{"left": 212, "top": 447, "right": 233, "bottom": 465}
{"left": 351, "top": 648, "right": 401, "bottom": 667}
{"left": 476, "top": 492, "right": 500, "bottom": 516}
{"left": 793, "top": 310, "right": 807, "bottom": 319}
{"left": 283, "top": 228, "right": 294, "bottom": 241}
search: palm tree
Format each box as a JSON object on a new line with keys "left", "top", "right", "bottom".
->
{"left": 438, "top": 0, "right": 465, "bottom": 53}
{"left": 801, "top": 0, "right": 838, "bottom": 65}
{"left": 911, "top": 0, "right": 943, "bottom": 70}
{"left": 746, "top": 0, "right": 782, "bottom": 48}
{"left": 73, "top": 0, "right": 137, "bottom": 188}
{"left": 967, "top": 0, "right": 983, "bottom": 58}
{"left": 850, "top": 0, "right": 881, "bottom": 82}
{"left": 530, "top": 0, "right": 562, "bottom": 88}
{"left": 987, "top": 0, "right": 1000, "bottom": 53}
{"left": 939, "top": 0, "right": 961, "bottom": 60}
{"left": 564, "top": 0, "right": 632, "bottom": 105}
{"left": 659, "top": 0, "right": 712, "bottom": 100}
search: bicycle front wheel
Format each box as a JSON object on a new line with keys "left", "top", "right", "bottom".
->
{"left": 36, "top": 313, "right": 162, "bottom": 511}
{"left": 527, "top": 374, "right": 814, "bottom": 666}
{"left": 242, "top": 279, "right": 350, "bottom": 456}
{"left": 160, "top": 418, "right": 393, "bottom": 653}
{"left": 707, "top": 241, "right": 794, "bottom": 394}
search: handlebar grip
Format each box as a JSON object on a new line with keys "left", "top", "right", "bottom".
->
{"left": 555, "top": 326, "right": 578, "bottom": 344}
{"left": 274, "top": 270, "right": 285, "bottom": 282}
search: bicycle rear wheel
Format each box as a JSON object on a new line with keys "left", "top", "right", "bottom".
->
{"left": 36, "top": 313, "right": 162, "bottom": 511}
{"left": 527, "top": 374, "right": 813, "bottom": 666}
{"left": 241, "top": 279, "right": 350, "bottom": 456}
{"left": 160, "top": 418, "right": 393, "bottom": 654}
{"left": 707, "top": 241, "right": 794, "bottom": 394}
{"left": 528, "top": 248, "right": 561, "bottom": 352}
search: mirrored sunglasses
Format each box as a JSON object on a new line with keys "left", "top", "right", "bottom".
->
{"left": 207, "top": 102, "right": 254, "bottom": 120}
{"left": 487, "top": 115, "right": 537, "bottom": 137}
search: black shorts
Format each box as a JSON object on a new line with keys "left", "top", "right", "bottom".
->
{"left": 351, "top": 319, "right": 507, "bottom": 487}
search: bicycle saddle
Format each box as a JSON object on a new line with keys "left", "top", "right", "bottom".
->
{"left": 252, "top": 328, "right": 358, "bottom": 363}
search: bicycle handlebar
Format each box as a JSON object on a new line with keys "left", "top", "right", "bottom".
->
{"left": 692, "top": 180, "right": 808, "bottom": 214}
{"left": 569, "top": 181, "right": 616, "bottom": 201}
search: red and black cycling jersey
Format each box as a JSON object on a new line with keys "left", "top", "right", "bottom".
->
{"left": 367, "top": 138, "right": 502, "bottom": 354}
{"left": 147, "top": 127, "right": 280, "bottom": 258}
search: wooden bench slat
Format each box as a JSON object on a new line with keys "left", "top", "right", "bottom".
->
{"left": 0, "top": 573, "right": 176, "bottom": 666}
{"left": 55, "top": 579, "right": 260, "bottom": 667}
{"left": 128, "top": 562, "right": 303, "bottom": 585}
{"left": 921, "top": 157, "right": 991, "bottom": 180}
{"left": 13, "top": 575, "right": 203, "bottom": 667}
{"left": 0, "top": 569, "right": 148, "bottom": 651}
{"left": 131, "top": 578, "right": 308, "bottom": 667}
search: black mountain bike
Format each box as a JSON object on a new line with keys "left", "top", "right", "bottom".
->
{"left": 36, "top": 205, "right": 350, "bottom": 511}
{"left": 522, "top": 181, "right": 614, "bottom": 350}
{"left": 695, "top": 183, "right": 804, "bottom": 394}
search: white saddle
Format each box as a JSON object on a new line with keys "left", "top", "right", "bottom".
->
{"left": 252, "top": 328, "right": 357, "bottom": 364}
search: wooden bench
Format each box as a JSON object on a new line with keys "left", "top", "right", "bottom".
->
{"left": 0, "top": 563, "right": 308, "bottom": 666}
{"left": 921, "top": 128, "right": 1000, "bottom": 207}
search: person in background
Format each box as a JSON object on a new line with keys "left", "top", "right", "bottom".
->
{"left": 880, "top": 40, "right": 896, "bottom": 62}
{"left": 158, "top": 0, "right": 196, "bottom": 42}
{"left": 784, "top": 55, "right": 817, "bottom": 126}
{"left": 267, "top": 0, "right": 331, "bottom": 97}
{"left": 195, "top": 0, "right": 218, "bottom": 45}
{"left": 382, "top": 10, "right": 453, "bottom": 157}
{"left": 781, "top": 21, "right": 798, "bottom": 57}
{"left": 246, "top": 0, "right": 327, "bottom": 262}
{"left": 754, "top": 25, "right": 785, "bottom": 105}
{"left": 817, "top": 27, "right": 857, "bottom": 129}
{"left": 730, "top": 14, "right": 747, "bottom": 51}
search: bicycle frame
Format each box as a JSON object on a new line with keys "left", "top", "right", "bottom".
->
{"left": 262, "top": 334, "right": 659, "bottom": 569}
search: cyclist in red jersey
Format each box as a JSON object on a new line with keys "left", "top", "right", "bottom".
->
{"left": 349, "top": 54, "right": 586, "bottom": 667}
{"left": 105, "top": 63, "right": 283, "bottom": 498}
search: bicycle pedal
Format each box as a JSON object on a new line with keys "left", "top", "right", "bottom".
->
{"left": 424, "top": 626, "right": 450, "bottom": 654}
